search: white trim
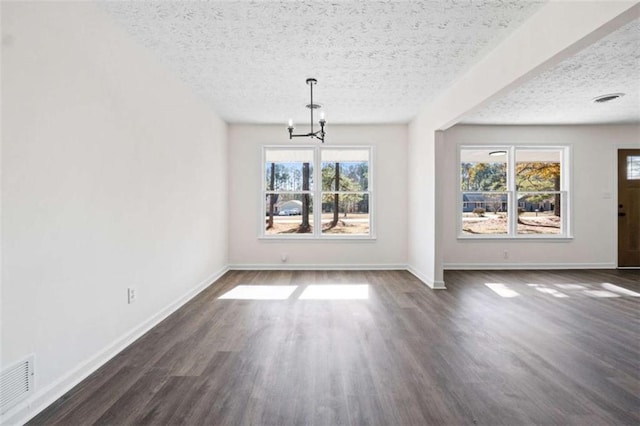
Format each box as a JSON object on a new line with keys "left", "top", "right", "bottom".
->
{"left": 443, "top": 262, "right": 617, "bottom": 270}
{"left": 457, "top": 236, "right": 574, "bottom": 242}
{"left": 258, "top": 235, "right": 377, "bottom": 244}
{"left": 262, "top": 145, "right": 374, "bottom": 239}
{"left": 229, "top": 263, "right": 407, "bottom": 271}
{"left": 407, "top": 266, "right": 447, "bottom": 289}
{"left": 230, "top": 264, "right": 448, "bottom": 288}
{"left": 3, "top": 267, "right": 229, "bottom": 426}
{"left": 458, "top": 144, "right": 571, "bottom": 239}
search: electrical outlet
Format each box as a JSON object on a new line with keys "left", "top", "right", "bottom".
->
{"left": 503, "top": 250, "right": 509, "bottom": 260}
{"left": 128, "top": 287, "right": 137, "bottom": 304}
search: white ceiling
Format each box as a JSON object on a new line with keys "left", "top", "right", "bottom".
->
{"left": 461, "top": 17, "right": 640, "bottom": 125}
{"left": 100, "top": 1, "right": 639, "bottom": 126}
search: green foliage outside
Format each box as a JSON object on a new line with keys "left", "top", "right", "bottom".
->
{"left": 265, "top": 160, "right": 369, "bottom": 233}
{"left": 321, "top": 162, "right": 368, "bottom": 216}
{"left": 265, "top": 162, "right": 314, "bottom": 192}
{"left": 461, "top": 162, "right": 506, "bottom": 191}
{"left": 461, "top": 161, "right": 561, "bottom": 216}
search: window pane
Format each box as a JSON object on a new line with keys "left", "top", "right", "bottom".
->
{"left": 265, "top": 194, "right": 313, "bottom": 235}
{"left": 321, "top": 149, "right": 369, "bottom": 192}
{"left": 321, "top": 161, "right": 369, "bottom": 191}
{"left": 321, "top": 193, "right": 369, "bottom": 235}
{"left": 264, "top": 161, "right": 314, "bottom": 191}
{"left": 517, "top": 193, "right": 561, "bottom": 235}
{"left": 321, "top": 149, "right": 369, "bottom": 163}
{"left": 516, "top": 150, "right": 561, "bottom": 191}
{"left": 263, "top": 147, "right": 373, "bottom": 239}
{"left": 265, "top": 149, "right": 314, "bottom": 163}
{"left": 628, "top": 156, "right": 640, "bottom": 180}
{"left": 461, "top": 192, "right": 508, "bottom": 235}
{"left": 460, "top": 149, "right": 507, "bottom": 191}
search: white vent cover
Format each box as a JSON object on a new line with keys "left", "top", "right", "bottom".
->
{"left": 1, "top": 355, "right": 35, "bottom": 415}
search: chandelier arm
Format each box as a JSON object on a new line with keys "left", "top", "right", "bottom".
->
{"left": 290, "top": 131, "right": 324, "bottom": 143}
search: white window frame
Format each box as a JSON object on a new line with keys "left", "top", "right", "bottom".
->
{"left": 261, "top": 145, "right": 375, "bottom": 240}
{"left": 457, "top": 145, "right": 572, "bottom": 240}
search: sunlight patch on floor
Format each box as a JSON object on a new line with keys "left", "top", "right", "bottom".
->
{"left": 602, "top": 283, "right": 640, "bottom": 297}
{"left": 485, "top": 283, "right": 520, "bottom": 298}
{"left": 299, "top": 284, "right": 369, "bottom": 300}
{"left": 512, "top": 282, "right": 640, "bottom": 299}
{"left": 218, "top": 285, "right": 298, "bottom": 300}
{"left": 534, "top": 287, "right": 569, "bottom": 298}
{"left": 584, "top": 290, "right": 620, "bottom": 298}
{"left": 554, "top": 284, "right": 587, "bottom": 290}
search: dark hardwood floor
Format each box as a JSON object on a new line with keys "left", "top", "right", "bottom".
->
{"left": 30, "top": 269, "right": 640, "bottom": 425}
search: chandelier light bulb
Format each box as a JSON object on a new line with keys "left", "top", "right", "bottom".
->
{"left": 288, "top": 118, "right": 293, "bottom": 128}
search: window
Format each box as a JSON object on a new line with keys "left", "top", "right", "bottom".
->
{"left": 264, "top": 148, "right": 314, "bottom": 235}
{"left": 263, "top": 146, "right": 372, "bottom": 238}
{"left": 628, "top": 156, "right": 640, "bottom": 180}
{"left": 459, "top": 146, "right": 570, "bottom": 238}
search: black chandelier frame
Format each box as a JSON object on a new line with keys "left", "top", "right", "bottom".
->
{"left": 287, "top": 78, "right": 326, "bottom": 143}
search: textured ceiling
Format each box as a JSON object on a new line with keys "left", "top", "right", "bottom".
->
{"left": 462, "top": 18, "right": 640, "bottom": 125}
{"left": 100, "top": 0, "right": 544, "bottom": 125}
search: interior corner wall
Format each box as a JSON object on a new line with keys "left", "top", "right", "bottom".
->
{"left": 441, "top": 124, "right": 640, "bottom": 269}
{"left": 1, "top": 2, "right": 227, "bottom": 423}
{"left": 227, "top": 124, "right": 408, "bottom": 268}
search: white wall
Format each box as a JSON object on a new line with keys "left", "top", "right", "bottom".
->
{"left": 227, "top": 124, "right": 408, "bottom": 268}
{"left": 441, "top": 124, "right": 640, "bottom": 268}
{"left": 406, "top": 3, "right": 637, "bottom": 287}
{"left": 406, "top": 119, "right": 443, "bottom": 288}
{"left": 1, "top": 2, "right": 227, "bottom": 423}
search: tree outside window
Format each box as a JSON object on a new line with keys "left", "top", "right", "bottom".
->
{"left": 263, "top": 147, "right": 372, "bottom": 238}
{"left": 460, "top": 147, "right": 569, "bottom": 238}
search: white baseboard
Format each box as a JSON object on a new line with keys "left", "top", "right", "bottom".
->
{"left": 442, "top": 262, "right": 617, "bottom": 270}
{"left": 407, "top": 266, "right": 446, "bottom": 289}
{"left": 228, "top": 263, "right": 408, "bottom": 271}
{"left": 2, "top": 266, "right": 229, "bottom": 426}
{"left": 229, "top": 263, "right": 449, "bottom": 289}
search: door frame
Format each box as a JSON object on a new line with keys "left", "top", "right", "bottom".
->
{"left": 615, "top": 144, "right": 640, "bottom": 268}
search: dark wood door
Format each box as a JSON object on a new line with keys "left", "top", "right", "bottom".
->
{"left": 618, "top": 149, "right": 640, "bottom": 267}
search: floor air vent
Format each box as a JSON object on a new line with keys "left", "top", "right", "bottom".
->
{"left": 1, "top": 355, "right": 35, "bottom": 415}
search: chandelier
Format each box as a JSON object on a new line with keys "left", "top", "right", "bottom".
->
{"left": 287, "top": 78, "right": 326, "bottom": 143}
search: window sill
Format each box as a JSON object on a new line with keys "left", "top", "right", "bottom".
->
{"left": 457, "top": 235, "right": 574, "bottom": 242}
{"left": 259, "top": 235, "right": 377, "bottom": 242}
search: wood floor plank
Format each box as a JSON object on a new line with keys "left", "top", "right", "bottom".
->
{"left": 28, "top": 269, "right": 640, "bottom": 425}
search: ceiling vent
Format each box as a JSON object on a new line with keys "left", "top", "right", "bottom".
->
{"left": 1, "top": 355, "right": 35, "bottom": 415}
{"left": 592, "top": 93, "right": 625, "bottom": 103}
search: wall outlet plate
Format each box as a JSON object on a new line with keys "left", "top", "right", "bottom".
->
{"left": 127, "top": 287, "right": 137, "bottom": 304}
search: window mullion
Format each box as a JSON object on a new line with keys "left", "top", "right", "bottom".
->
{"left": 460, "top": 145, "right": 568, "bottom": 239}
{"left": 508, "top": 147, "right": 517, "bottom": 236}
{"left": 313, "top": 147, "right": 321, "bottom": 237}
{"left": 263, "top": 145, "right": 372, "bottom": 239}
